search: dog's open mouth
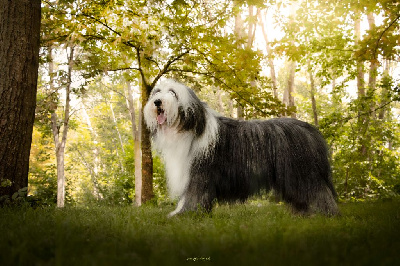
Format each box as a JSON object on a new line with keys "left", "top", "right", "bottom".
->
{"left": 157, "top": 106, "right": 166, "bottom": 125}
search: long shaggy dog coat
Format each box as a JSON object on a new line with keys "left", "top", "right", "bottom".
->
{"left": 144, "top": 79, "right": 338, "bottom": 217}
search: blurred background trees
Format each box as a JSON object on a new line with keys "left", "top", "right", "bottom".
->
{"left": 28, "top": 0, "right": 400, "bottom": 206}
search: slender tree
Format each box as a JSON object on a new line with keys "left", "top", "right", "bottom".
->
{"left": 50, "top": 45, "right": 75, "bottom": 208}
{"left": 307, "top": 61, "right": 319, "bottom": 127}
{"left": 259, "top": 10, "right": 278, "bottom": 99}
{"left": 125, "top": 81, "right": 142, "bottom": 206}
{"left": 0, "top": 0, "right": 41, "bottom": 201}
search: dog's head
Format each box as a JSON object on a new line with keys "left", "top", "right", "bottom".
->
{"left": 144, "top": 79, "right": 207, "bottom": 136}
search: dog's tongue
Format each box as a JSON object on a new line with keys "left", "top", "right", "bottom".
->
{"left": 157, "top": 113, "right": 166, "bottom": 125}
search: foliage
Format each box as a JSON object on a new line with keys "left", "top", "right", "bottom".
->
{"left": 273, "top": 0, "right": 400, "bottom": 200}
{"left": 28, "top": 0, "right": 400, "bottom": 205}
{"left": 28, "top": 128, "right": 57, "bottom": 206}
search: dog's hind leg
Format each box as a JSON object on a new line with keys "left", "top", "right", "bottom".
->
{"left": 311, "top": 186, "right": 340, "bottom": 216}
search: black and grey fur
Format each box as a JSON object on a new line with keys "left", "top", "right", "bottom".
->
{"left": 144, "top": 79, "right": 339, "bottom": 217}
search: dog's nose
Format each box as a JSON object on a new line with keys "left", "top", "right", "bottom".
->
{"left": 154, "top": 99, "right": 162, "bottom": 107}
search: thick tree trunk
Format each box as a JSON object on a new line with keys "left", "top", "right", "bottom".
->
{"left": 140, "top": 80, "right": 154, "bottom": 203}
{"left": 0, "top": 0, "right": 41, "bottom": 200}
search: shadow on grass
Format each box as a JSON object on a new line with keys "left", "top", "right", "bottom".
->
{"left": 0, "top": 200, "right": 399, "bottom": 266}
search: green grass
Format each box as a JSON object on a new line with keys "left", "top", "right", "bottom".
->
{"left": 1, "top": 201, "right": 399, "bottom": 266}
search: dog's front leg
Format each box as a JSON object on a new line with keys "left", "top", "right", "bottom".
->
{"left": 168, "top": 181, "right": 215, "bottom": 217}
{"left": 168, "top": 195, "right": 188, "bottom": 217}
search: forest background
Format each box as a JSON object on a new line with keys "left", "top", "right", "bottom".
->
{"left": 10, "top": 0, "right": 400, "bottom": 207}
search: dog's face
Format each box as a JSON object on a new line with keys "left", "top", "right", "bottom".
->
{"left": 144, "top": 79, "right": 207, "bottom": 136}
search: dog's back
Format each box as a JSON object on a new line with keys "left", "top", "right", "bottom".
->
{"left": 203, "top": 117, "right": 339, "bottom": 215}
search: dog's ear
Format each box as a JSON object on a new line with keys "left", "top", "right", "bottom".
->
{"left": 178, "top": 103, "right": 206, "bottom": 136}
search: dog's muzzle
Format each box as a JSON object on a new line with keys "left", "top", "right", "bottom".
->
{"left": 154, "top": 99, "right": 166, "bottom": 125}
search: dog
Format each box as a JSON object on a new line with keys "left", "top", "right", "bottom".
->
{"left": 144, "top": 79, "right": 339, "bottom": 217}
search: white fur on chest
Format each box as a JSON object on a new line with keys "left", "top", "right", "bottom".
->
{"left": 154, "top": 128, "right": 194, "bottom": 198}
{"left": 153, "top": 109, "right": 219, "bottom": 199}
{"left": 153, "top": 113, "right": 219, "bottom": 198}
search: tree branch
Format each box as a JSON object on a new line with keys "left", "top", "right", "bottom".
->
{"left": 373, "top": 13, "right": 400, "bottom": 59}
{"left": 80, "top": 13, "right": 122, "bottom": 38}
{"left": 168, "top": 68, "right": 274, "bottom": 117}
{"left": 107, "top": 67, "right": 141, "bottom": 72}
{"left": 151, "top": 50, "right": 190, "bottom": 88}
{"left": 338, "top": 98, "right": 398, "bottom": 124}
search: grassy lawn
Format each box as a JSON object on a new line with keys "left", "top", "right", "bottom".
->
{"left": 0, "top": 200, "right": 399, "bottom": 266}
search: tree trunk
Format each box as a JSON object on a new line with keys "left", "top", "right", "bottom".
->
{"left": 50, "top": 46, "right": 74, "bottom": 208}
{"left": 81, "top": 102, "right": 102, "bottom": 199}
{"left": 378, "top": 60, "right": 390, "bottom": 120}
{"left": 259, "top": 10, "right": 278, "bottom": 99}
{"left": 307, "top": 61, "right": 318, "bottom": 127}
{"left": 216, "top": 89, "right": 225, "bottom": 114}
{"left": 355, "top": 14, "right": 365, "bottom": 97}
{"left": 140, "top": 79, "right": 154, "bottom": 203}
{"left": 0, "top": 1, "right": 41, "bottom": 200}
{"left": 234, "top": 4, "right": 245, "bottom": 120}
{"left": 367, "top": 13, "right": 378, "bottom": 93}
{"left": 247, "top": 6, "right": 258, "bottom": 49}
{"left": 126, "top": 82, "right": 142, "bottom": 206}
{"left": 108, "top": 92, "right": 125, "bottom": 171}
{"left": 234, "top": 6, "right": 259, "bottom": 120}
{"left": 109, "top": 93, "right": 125, "bottom": 154}
{"left": 55, "top": 140, "right": 66, "bottom": 207}
{"left": 134, "top": 119, "right": 142, "bottom": 205}
{"left": 283, "top": 61, "right": 297, "bottom": 118}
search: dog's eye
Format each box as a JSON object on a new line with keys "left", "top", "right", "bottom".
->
{"left": 151, "top": 89, "right": 161, "bottom": 97}
{"left": 169, "top": 89, "right": 177, "bottom": 98}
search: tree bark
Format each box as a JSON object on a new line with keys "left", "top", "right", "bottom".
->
{"left": 140, "top": 80, "right": 154, "bottom": 203}
{"left": 0, "top": 0, "right": 41, "bottom": 200}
